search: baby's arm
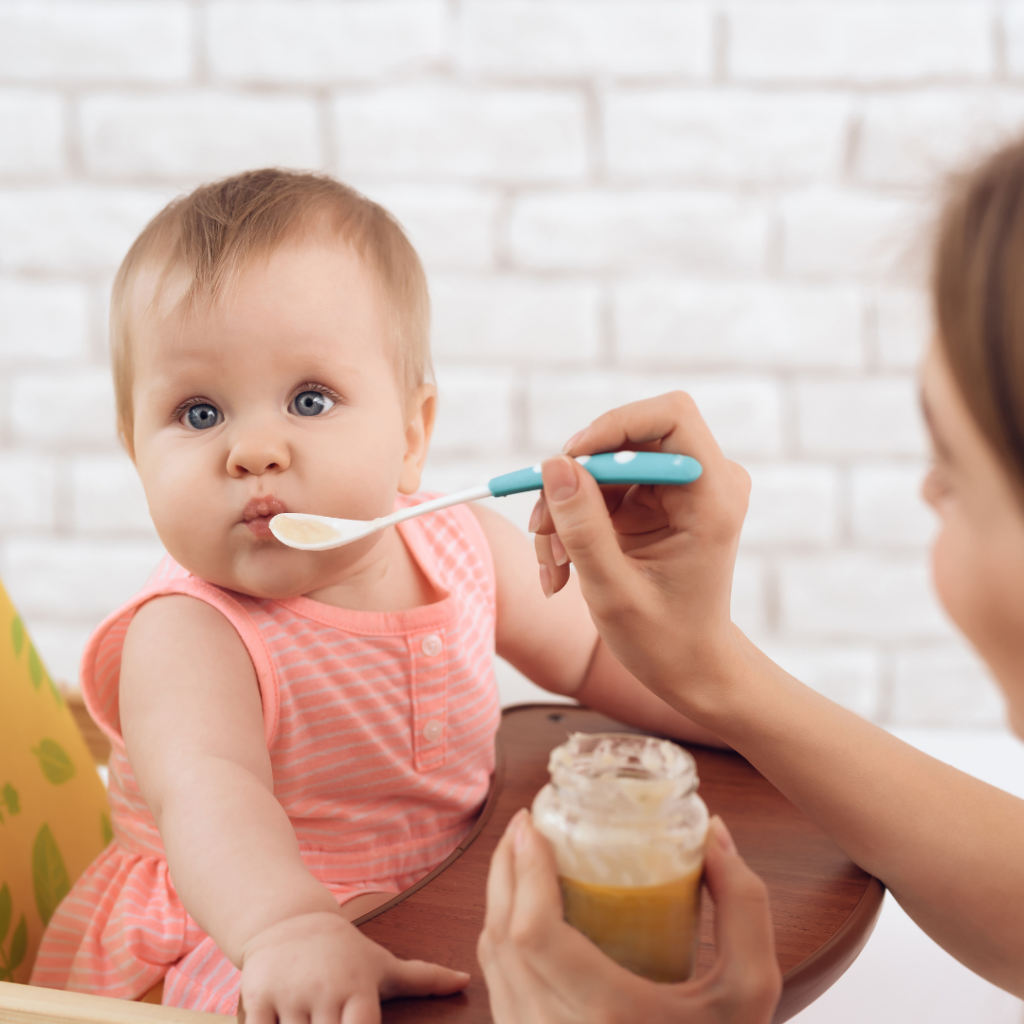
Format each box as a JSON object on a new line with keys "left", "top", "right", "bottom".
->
{"left": 471, "top": 506, "right": 723, "bottom": 747}
{"left": 120, "top": 596, "right": 467, "bottom": 1018}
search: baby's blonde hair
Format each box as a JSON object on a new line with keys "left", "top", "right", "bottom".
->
{"left": 110, "top": 168, "right": 432, "bottom": 449}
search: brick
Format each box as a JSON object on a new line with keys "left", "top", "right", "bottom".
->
{"left": 606, "top": 90, "right": 850, "bottom": 182}
{"left": 81, "top": 93, "right": 322, "bottom": 180}
{"left": 358, "top": 185, "right": 498, "bottom": 270}
{"left": 0, "top": 278, "right": 89, "bottom": 364}
{"left": 614, "top": 282, "right": 862, "bottom": 369}
{"left": 0, "top": 91, "right": 63, "bottom": 175}
{"left": 782, "top": 190, "right": 924, "bottom": 281}
{"left": 759, "top": 641, "right": 881, "bottom": 719}
{"left": 741, "top": 463, "right": 840, "bottom": 546}
{"left": 797, "top": 378, "right": 927, "bottom": 457}
{"left": 0, "top": 1, "right": 191, "bottom": 82}
{"left": 0, "top": 187, "right": 172, "bottom": 273}
{"left": 875, "top": 288, "right": 932, "bottom": 370}
{"left": 527, "top": 371, "right": 784, "bottom": 458}
{"left": 2, "top": 538, "right": 164, "bottom": 618}
{"left": 9, "top": 369, "right": 118, "bottom": 448}
{"left": 0, "top": 453, "right": 57, "bottom": 530}
{"left": 732, "top": 554, "right": 768, "bottom": 641}
{"left": 17, "top": 621, "right": 94, "bottom": 690}
{"left": 431, "top": 365, "right": 518, "bottom": 456}
{"left": 858, "top": 91, "right": 1024, "bottom": 189}
{"left": 892, "top": 645, "right": 1006, "bottom": 727}
{"left": 208, "top": 0, "right": 445, "bottom": 83}
{"left": 851, "top": 463, "right": 935, "bottom": 546}
{"left": 778, "top": 553, "right": 951, "bottom": 640}
{"left": 650, "top": 375, "right": 784, "bottom": 459}
{"left": 729, "top": 1, "right": 992, "bottom": 83}
{"left": 510, "top": 191, "right": 769, "bottom": 273}
{"left": 1001, "top": 2, "right": 1024, "bottom": 80}
{"left": 458, "top": 0, "right": 713, "bottom": 79}
{"left": 432, "top": 277, "right": 600, "bottom": 365}
{"left": 71, "top": 455, "right": 155, "bottom": 535}
{"left": 334, "top": 86, "right": 587, "bottom": 182}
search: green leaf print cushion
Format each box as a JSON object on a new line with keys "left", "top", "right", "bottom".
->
{"left": 0, "top": 577, "right": 110, "bottom": 983}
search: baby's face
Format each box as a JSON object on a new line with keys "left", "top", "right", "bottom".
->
{"left": 130, "top": 240, "right": 432, "bottom": 598}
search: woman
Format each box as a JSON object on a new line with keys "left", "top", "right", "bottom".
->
{"left": 478, "top": 140, "right": 1024, "bottom": 1020}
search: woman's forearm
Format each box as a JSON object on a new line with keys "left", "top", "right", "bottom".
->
{"left": 574, "top": 640, "right": 727, "bottom": 748}
{"left": 693, "top": 629, "right": 1024, "bottom": 996}
{"left": 156, "top": 756, "right": 338, "bottom": 965}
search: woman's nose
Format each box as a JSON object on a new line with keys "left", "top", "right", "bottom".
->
{"left": 226, "top": 427, "right": 291, "bottom": 477}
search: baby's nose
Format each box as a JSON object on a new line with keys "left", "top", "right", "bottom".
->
{"left": 227, "top": 430, "right": 290, "bottom": 477}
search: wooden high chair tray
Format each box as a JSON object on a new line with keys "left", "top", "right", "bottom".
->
{"left": 356, "top": 704, "right": 884, "bottom": 1024}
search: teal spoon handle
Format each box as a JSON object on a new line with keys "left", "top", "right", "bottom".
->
{"left": 488, "top": 451, "right": 702, "bottom": 498}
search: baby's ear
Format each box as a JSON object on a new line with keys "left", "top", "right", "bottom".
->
{"left": 398, "top": 383, "right": 436, "bottom": 495}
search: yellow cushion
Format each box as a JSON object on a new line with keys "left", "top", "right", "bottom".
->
{"left": 0, "top": 578, "right": 110, "bottom": 983}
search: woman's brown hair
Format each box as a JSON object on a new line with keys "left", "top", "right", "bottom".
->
{"left": 934, "top": 138, "right": 1024, "bottom": 491}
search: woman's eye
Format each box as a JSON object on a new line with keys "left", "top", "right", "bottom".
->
{"left": 183, "top": 403, "right": 220, "bottom": 430}
{"left": 292, "top": 390, "right": 335, "bottom": 417}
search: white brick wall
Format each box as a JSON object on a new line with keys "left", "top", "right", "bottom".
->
{"left": 207, "top": 1, "right": 447, "bottom": 83}
{"left": 0, "top": 0, "right": 1013, "bottom": 730}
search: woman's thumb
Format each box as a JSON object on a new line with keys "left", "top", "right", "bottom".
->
{"left": 702, "top": 817, "right": 781, "bottom": 1015}
{"left": 540, "top": 456, "right": 629, "bottom": 593}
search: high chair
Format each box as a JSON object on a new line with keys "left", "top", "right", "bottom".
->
{"left": 0, "top": 575, "right": 216, "bottom": 1022}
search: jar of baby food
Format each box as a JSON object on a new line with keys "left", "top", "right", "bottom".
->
{"left": 531, "top": 732, "right": 709, "bottom": 983}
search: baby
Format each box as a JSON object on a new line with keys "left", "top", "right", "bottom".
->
{"left": 30, "top": 169, "right": 713, "bottom": 1018}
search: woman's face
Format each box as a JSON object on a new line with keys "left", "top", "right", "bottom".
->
{"left": 921, "top": 343, "right": 1024, "bottom": 736}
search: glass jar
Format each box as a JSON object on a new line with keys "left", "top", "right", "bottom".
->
{"left": 531, "top": 732, "right": 709, "bottom": 982}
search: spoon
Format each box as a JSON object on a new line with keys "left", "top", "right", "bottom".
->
{"left": 269, "top": 451, "right": 702, "bottom": 552}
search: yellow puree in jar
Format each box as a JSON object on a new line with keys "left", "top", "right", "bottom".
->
{"left": 559, "top": 863, "right": 703, "bottom": 983}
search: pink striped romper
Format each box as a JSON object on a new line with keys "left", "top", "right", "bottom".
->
{"left": 31, "top": 498, "right": 502, "bottom": 1015}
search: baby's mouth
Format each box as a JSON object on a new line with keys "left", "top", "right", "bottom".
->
{"left": 242, "top": 496, "right": 288, "bottom": 539}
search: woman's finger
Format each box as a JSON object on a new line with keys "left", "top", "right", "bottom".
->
{"left": 506, "top": 816, "right": 566, "bottom": 953}
{"left": 539, "top": 457, "right": 634, "bottom": 601}
{"left": 482, "top": 811, "right": 526, "bottom": 945}
{"left": 479, "top": 812, "right": 539, "bottom": 1024}
{"left": 534, "top": 532, "right": 571, "bottom": 596}
{"left": 565, "top": 391, "right": 725, "bottom": 466}
{"left": 702, "top": 817, "right": 782, "bottom": 1015}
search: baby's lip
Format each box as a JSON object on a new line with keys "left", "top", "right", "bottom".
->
{"left": 242, "top": 496, "right": 288, "bottom": 522}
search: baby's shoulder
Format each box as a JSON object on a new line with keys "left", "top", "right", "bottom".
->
{"left": 128, "top": 591, "right": 238, "bottom": 639}
{"left": 121, "top": 593, "right": 257, "bottom": 697}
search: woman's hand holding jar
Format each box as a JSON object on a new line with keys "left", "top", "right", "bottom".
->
{"left": 478, "top": 809, "right": 780, "bottom": 1024}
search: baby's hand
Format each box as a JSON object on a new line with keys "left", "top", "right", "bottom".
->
{"left": 238, "top": 910, "right": 469, "bottom": 1024}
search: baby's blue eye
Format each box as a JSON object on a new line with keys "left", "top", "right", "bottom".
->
{"left": 292, "top": 391, "right": 334, "bottom": 417}
{"left": 185, "top": 403, "right": 220, "bottom": 430}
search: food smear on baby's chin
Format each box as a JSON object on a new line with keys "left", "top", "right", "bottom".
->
{"left": 272, "top": 516, "right": 340, "bottom": 545}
